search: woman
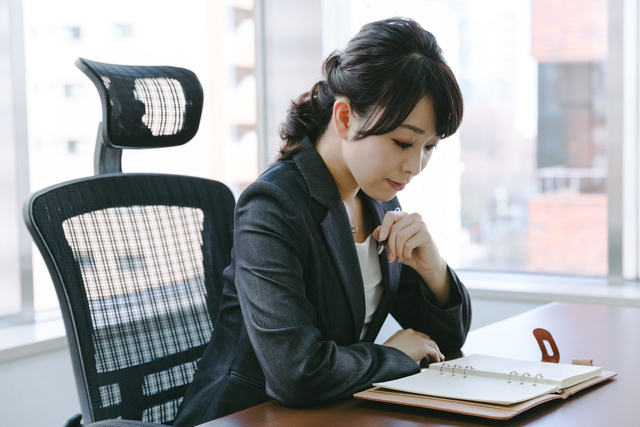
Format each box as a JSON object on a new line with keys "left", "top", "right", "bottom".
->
{"left": 174, "top": 17, "right": 471, "bottom": 426}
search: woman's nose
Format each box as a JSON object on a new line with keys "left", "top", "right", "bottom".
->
{"left": 403, "top": 152, "right": 426, "bottom": 176}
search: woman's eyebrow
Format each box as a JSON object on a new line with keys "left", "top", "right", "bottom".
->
{"left": 398, "top": 124, "right": 425, "bottom": 134}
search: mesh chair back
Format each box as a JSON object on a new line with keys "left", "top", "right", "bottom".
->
{"left": 76, "top": 57, "right": 203, "bottom": 149}
{"left": 24, "top": 174, "right": 235, "bottom": 425}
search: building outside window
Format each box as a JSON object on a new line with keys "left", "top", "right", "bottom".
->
{"left": 348, "top": 0, "right": 610, "bottom": 277}
{"left": 64, "top": 26, "right": 81, "bottom": 40}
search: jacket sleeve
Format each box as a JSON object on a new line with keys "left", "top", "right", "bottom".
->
{"left": 390, "top": 264, "right": 472, "bottom": 353}
{"left": 231, "top": 181, "right": 420, "bottom": 407}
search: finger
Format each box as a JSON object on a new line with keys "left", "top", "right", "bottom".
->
{"left": 373, "top": 226, "right": 382, "bottom": 243}
{"left": 401, "top": 227, "right": 433, "bottom": 263}
{"left": 413, "top": 331, "right": 432, "bottom": 340}
{"left": 424, "top": 342, "right": 444, "bottom": 362}
{"left": 424, "top": 338, "right": 442, "bottom": 356}
{"left": 413, "top": 332, "right": 440, "bottom": 351}
{"left": 379, "top": 210, "right": 408, "bottom": 242}
{"left": 391, "top": 213, "right": 426, "bottom": 262}
{"left": 384, "top": 214, "right": 411, "bottom": 261}
{"left": 429, "top": 349, "right": 444, "bottom": 363}
{"left": 386, "top": 215, "right": 418, "bottom": 262}
{"left": 395, "top": 223, "right": 423, "bottom": 262}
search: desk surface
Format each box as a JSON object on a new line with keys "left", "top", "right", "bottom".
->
{"left": 199, "top": 302, "right": 639, "bottom": 426}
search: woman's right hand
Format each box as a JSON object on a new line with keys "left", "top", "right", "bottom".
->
{"left": 382, "top": 328, "right": 445, "bottom": 363}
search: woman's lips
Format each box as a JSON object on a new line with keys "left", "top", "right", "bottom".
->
{"left": 387, "top": 179, "right": 405, "bottom": 191}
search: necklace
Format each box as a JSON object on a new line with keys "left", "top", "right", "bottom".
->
{"left": 347, "top": 197, "right": 359, "bottom": 234}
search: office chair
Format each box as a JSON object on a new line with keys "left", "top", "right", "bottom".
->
{"left": 23, "top": 58, "right": 235, "bottom": 426}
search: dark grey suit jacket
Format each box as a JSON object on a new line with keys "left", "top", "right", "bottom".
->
{"left": 173, "top": 138, "right": 471, "bottom": 426}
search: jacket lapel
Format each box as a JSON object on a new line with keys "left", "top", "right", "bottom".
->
{"left": 293, "top": 138, "right": 365, "bottom": 338}
{"left": 292, "top": 137, "right": 401, "bottom": 342}
{"left": 359, "top": 194, "right": 401, "bottom": 342}
{"left": 320, "top": 201, "right": 365, "bottom": 338}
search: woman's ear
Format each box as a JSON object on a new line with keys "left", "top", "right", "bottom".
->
{"left": 332, "top": 98, "right": 352, "bottom": 140}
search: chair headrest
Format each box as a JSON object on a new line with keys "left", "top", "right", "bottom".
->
{"left": 76, "top": 57, "right": 204, "bottom": 149}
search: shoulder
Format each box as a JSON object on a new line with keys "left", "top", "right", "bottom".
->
{"left": 234, "top": 161, "right": 312, "bottom": 254}
{"left": 261, "top": 159, "right": 309, "bottom": 196}
{"left": 238, "top": 159, "right": 310, "bottom": 209}
{"left": 236, "top": 160, "right": 317, "bottom": 230}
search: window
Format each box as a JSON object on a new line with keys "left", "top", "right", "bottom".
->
{"left": 119, "top": 254, "right": 146, "bottom": 273}
{"left": 76, "top": 251, "right": 96, "bottom": 270}
{"left": 64, "top": 26, "right": 81, "bottom": 40}
{"left": 347, "top": 0, "right": 621, "bottom": 278}
{"left": 4, "top": 0, "right": 259, "bottom": 319}
{"left": 2, "top": 0, "right": 639, "bottom": 325}
{"left": 64, "top": 83, "right": 83, "bottom": 98}
{"left": 114, "top": 23, "right": 134, "bottom": 38}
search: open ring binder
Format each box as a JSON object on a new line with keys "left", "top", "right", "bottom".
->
{"left": 365, "top": 354, "right": 610, "bottom": 411}
{"left": 359, "top": 354, "right": 614, "bottom": 420}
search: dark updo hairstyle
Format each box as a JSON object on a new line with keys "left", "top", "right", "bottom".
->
{"left": 278, "top": 17, "right": 463, "bottom": 161}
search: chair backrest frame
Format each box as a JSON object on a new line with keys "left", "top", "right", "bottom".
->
{"left": 23, "top": 172, "right": 235, "bottom": 424}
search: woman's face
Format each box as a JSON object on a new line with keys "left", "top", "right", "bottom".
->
{"left": 343, "top": 96, "right": 439, "bottom": 201}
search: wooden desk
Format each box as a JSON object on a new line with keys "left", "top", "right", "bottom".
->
{"left": 199, "top": 302, "right": 639, "bottom": 426}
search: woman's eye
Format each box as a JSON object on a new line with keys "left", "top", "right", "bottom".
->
{"left": 393, "top": 140, "right": 413, "bottom": 150}
{"left": 425, "top": 145, "right": 438, "bottom": 152}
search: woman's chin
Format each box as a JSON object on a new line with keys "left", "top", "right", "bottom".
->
{"left": 362, "top": 188, "right": 397, "bottom": 202}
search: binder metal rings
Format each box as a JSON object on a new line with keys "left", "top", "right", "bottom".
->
{"left": 533, "top": 373, "right": 543, "bottom": 386}
{"left": 520, "top": 372, "right": 531, "bottom": 384}
{"left": 463, "top": 365, "right": 474, "bottom": 378}
{"left": 439, "top": 363, "right": 451, "bottom": 374}
{"left": 451, "top": 364, "right": 463, "bottom": 375}
{"left": 507, "top": 370, "right": 518, "bottom": 383}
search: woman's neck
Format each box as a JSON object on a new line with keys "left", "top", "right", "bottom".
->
{"left": 316, "top": 129, "right": 359, "bottom": 203}
{"left": 317, "top": 131, "right": 372, "bottom": 242}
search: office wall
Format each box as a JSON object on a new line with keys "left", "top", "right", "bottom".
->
{"left": 0, "top": 298, "right": 540, "bottom": 427}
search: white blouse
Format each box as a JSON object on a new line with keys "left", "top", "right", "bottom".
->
{"left": 354, "top": 234, "right": 384, "bottom": 341}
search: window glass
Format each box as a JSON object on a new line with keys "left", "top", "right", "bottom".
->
{"left": 13, "top": 0, "right": 612, "bottom": 317}
{"left": 349, "top": 0, "right": 607, "bottom": 276}
{"left": 1, "top": 0, "right": 25, "bottom": 319}
{"left": 22, "top": 0, "right": 257, "bottom": 312}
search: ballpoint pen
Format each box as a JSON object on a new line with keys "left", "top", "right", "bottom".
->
{"left": 377, "top": 237, "right": 388, "bottom": 255}
{"left": 377, "top": 207, "right": 401, "bottom": 255}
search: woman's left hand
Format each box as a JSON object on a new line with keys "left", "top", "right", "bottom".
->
{"left": 373, "top": 210, "right": 445, "bottom": 277}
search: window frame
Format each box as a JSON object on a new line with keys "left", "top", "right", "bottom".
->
{"left": 608, "top": 0, "right": 640, "bottom": 283}
{"left": 5, "top": 0, "right": 34, "bottom": 325}
{"left": 619, "top": 0, "right": 640, "bottom": 281}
